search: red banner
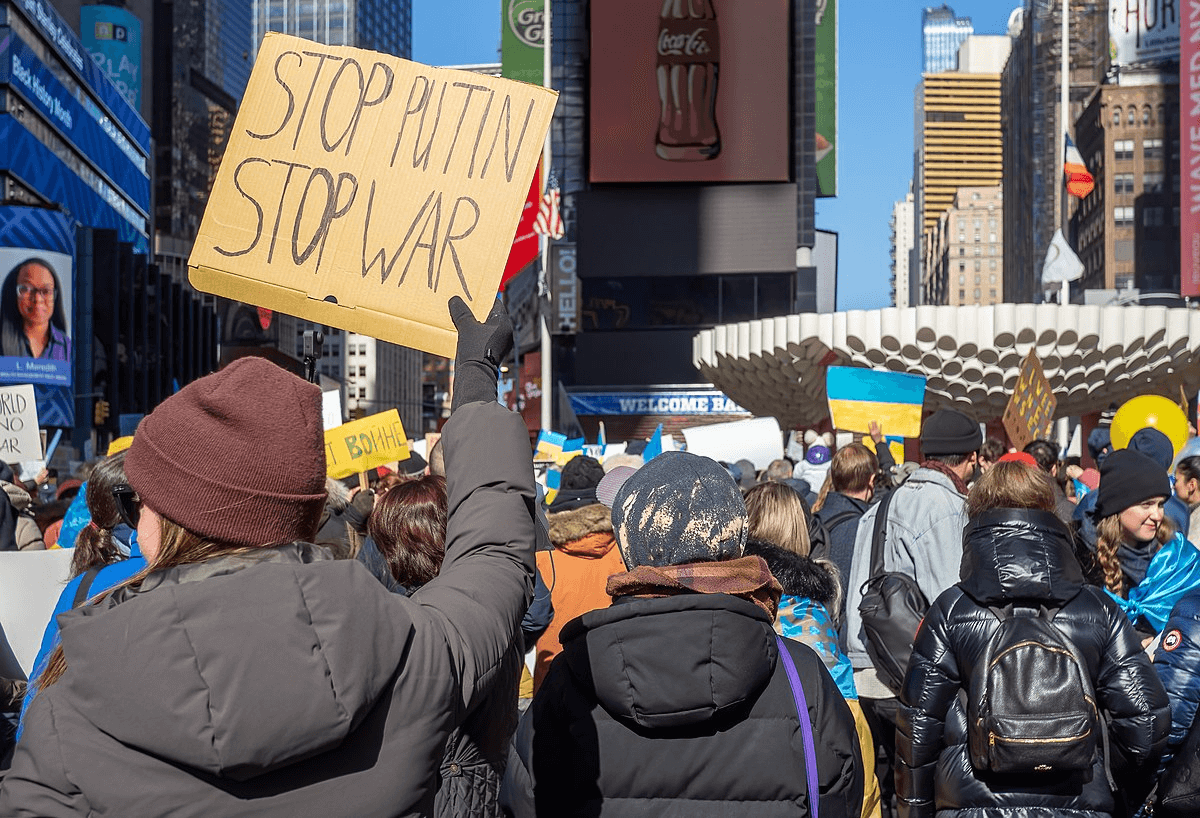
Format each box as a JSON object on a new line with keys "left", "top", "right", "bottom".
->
{"left": 1185, "top": 30, "right": 1200, "bottom": 297}
{"left": 500, "top": 162, "right": 542, "bottom": 291}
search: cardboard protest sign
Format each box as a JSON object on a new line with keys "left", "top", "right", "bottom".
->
{"left": 0, "top": 385, "right": 41, "bottom": 464}
{"left": 826, "top": 367, "right": 925, "bottom": 439}
{"left": 680, "top": 417, "right": 783, "bottom": 472}
{"left": 189, "top": 33, "right": 558, "bottom": 358}
{"left": 1002, "top": 352, "right": 1056, "bottom": 451}
{"left": 325, "top": 408, "right": 409, "bottom": 479}
{"left": 0, "top": 548, "right": 74, "bottom": 675}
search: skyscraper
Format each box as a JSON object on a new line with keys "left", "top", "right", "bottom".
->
{"left": 253, "top": 0, "right": 419, "bottom": 433}
{"left": 252, "top": 0, "right": 412, "bottom": 58}
{"left": 922, "top": 5, "right": 973, "bottom": 73}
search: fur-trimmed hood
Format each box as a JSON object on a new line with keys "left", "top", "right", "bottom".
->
{"left": 547, "top": 503, "right": 615, "bottom": 555}
{"left": 743, "top": 538, "right": 837, "bottom": 608}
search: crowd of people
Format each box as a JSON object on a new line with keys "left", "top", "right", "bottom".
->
{"left": 0, "top": 296, "right": 1197, "bottom": 816}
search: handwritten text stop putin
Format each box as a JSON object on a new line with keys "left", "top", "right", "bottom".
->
{"left": 211, "top": 48, "right": 539, "bottom": 302}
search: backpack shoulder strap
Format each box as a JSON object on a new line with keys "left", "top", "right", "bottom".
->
{"left": 71, "top": 565, "right": 102, "bottom": 609}
{"left": 775, "top": 635, "right": 821, "bottom": 818}
{"left": 868, "top": 491, "right": 896, "bottom": 577}
{"left": 822, "top": 510, "right": 859, "bottom": 536}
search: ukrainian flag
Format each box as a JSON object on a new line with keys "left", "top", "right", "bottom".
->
{"left": 535, "top": 430, "right": 567, "bottom": 461}
{"left": 826, "top": 367, "right": 926, "bottom": 439}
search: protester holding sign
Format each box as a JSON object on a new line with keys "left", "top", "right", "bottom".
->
{"left": 1, "top": 297, "right": 535, "bottom": 816}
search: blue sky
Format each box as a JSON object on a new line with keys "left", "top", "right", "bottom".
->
{"left": 413, "top": 0, "right": 1022, "bottom": 311}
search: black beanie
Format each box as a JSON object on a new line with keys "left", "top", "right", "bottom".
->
{"left": 921, "top": 408, "right": 982, "bottom": 456}
{"left": 561, "top": 456, "right": 605, "bottom": 491}
{"left": 1093, "top": 448, "right": 1171, "bottom": 520}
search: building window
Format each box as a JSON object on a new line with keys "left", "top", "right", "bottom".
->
{"left": 1114, "top": 172, "right": 1135, "bottom": 194}
{"left": 988, "top": 232, "right": 996, "bottom": 242}
{"left": 975, "top": 274, "right": 981, "bottom": 284}
{"left": 989, "top": 289, "right": 997, "bottom": 298}
{"left": 358, "top": 387, "right": 367, "bottom": 399}
{"left": 359, "top": 344, "right": 368, "bottom": 355}
{"left": 990, "top": 262, "right": 997, "bottom": 272}
{"left": 974, "top": 247, "right": 982, "bottom": 256}
{"left": 958, "top": 262, "right": 965, "bottom": 272}
{"left": 974, "top": 260, "right": 981, "bottom": 271}
{"left": 1127, "top": 108, "right": 1135, "bottom": 125}
{"left": 1144, "top": 138, "right": 1163, "bottom": 159}
{"left": 990, "top": 245, "right": 997, "bottom": 256}
{"left": 1114, "top": 139, "right": 1134, "bottom": 160}
{"left": 958, "top": 247, "right": 965, "bottom": 256}
{"left": 1112, "top": 106, "right": 1122, "bottom": 126}
{"left": 990, "top": 273, "right": 997, "bottom": 282}
{"left": 1114, "top": 206, "right": 1135, "bottom": 226}
{"left": 959, "top": 274, "right": 966, "bottom": 285}
{"left": 1143, "top": 207, "right": 1164, "bottom": 227}
{"left": 958, "top": 289, "right": 965, "bottom": 301}
{"left": 1144, "top": 171, "right": 1164, "bottom": 192}
{"left": 974, "top": 233, "right": 981, "bottom": 242}
{"left": 348, "top": 345, "right": 356, "bottom": 355}
{"left": 974, "top": 288, "right": 982, "bottom": 299}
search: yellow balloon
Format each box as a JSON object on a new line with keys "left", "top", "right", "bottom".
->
{"left": 1110, "top": 394, "right": 1190, "bottom": 458}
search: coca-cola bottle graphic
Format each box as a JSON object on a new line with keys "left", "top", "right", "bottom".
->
{"left": 655, "top": 0, "right": 721, "bottom": 161}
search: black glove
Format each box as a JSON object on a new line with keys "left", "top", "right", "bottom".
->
{"left": 449, "top": 296, "right": 514, "bottom": 411}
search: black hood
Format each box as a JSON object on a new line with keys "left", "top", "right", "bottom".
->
{"left": 558, "top": 594, "right": 775, "bottom": 730}
{"left": 959, "top": 508, "right": 1085, "bottom": 607}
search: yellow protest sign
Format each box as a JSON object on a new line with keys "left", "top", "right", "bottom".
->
{"left": 1002, "top": 352, "right": 1056, "bottom": 451}
{"left": 188, "top": 33, "right": 558, "bottom": 358}
{"left": 325, "top": 408, "right": 410, "bottom": 479}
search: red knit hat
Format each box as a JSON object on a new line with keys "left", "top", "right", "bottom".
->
{"left": 125, "top": 357, "right": 327, "bottom": 547}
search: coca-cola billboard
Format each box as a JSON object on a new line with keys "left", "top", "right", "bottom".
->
{"left": 590, "top": 0, "right": 790, "bottom": 184}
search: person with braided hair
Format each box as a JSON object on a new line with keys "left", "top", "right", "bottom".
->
{"left": 1093, "top": 449, "right": 1200, "bottom": 638}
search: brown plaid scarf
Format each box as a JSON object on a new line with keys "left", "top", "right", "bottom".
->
{"left": 606, "top": 555, "right": 783, "bottom": 619}
{"left": 920, "top": 458, "right": 970, "bottom": 495}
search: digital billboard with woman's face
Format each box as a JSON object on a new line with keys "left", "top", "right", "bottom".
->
{"left": 0, "top": 246, "right": 73, "bottom": 387}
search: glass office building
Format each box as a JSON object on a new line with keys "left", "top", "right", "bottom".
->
{"left": 252, "top": 0, "right": 412, "bottom": 58}
{"left": 922, "top": 4, "right": 973, "bottom": 73}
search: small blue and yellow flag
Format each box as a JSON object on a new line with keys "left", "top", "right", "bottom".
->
{"left": 826, "top": 367, "right": 926, "bottom": 439}
{"left": 544, "top": 466, "right": 561, "bottom": 506}
{"left": 535, "top": 430, "right": 567, "bottom": 461}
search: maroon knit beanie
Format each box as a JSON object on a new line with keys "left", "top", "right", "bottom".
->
{"left": 125, "top": 357, "right": 327, "bottom": 547}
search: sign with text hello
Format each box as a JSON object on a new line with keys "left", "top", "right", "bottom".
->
{"left": 189, "top": 34, "right": 557, "bottom": 357}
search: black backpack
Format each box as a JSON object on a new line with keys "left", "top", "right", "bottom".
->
{"left": 966, "top": 603, "right": 1100, "bottom": 775}
{"left": 857, "top": 491, "right": 929, "bottom": 694}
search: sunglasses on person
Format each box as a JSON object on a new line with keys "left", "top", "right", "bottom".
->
{"left": 16, "top": 284, "right": 55, "bottom": 301}
{"left": 111, "top": 483, "right": 140, "bottom": 528}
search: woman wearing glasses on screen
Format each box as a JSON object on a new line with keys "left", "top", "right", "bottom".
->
{"left": 0, "top": 258, "right": 71, "bottom": 361}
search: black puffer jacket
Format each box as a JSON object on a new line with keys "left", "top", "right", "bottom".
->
{"left": 896, "top": 508, "right": 1170, "bottom": 818}
{"left": 503, "top": 592, "right": 864, "bottom": 817}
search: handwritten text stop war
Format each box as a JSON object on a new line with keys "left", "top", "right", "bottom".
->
{"left": 211, "top": 49, "right": 538, "bottom": 301}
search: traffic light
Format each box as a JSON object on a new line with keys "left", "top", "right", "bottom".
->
{"left": 94, "top": 399, "right": 110, "bottom": 426}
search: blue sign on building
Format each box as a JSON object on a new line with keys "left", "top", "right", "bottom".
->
{"left": 569, "top": 391, "right": 747, "bottom": 416}
{"left": 81, "top": 4, "right": 142, "bottom": 110}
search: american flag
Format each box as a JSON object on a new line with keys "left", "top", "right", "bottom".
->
{"left": 534, "top": 185, "right": 564, "bottom": 240}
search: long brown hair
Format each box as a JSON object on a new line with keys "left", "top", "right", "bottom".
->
{"left": 966, "top": 461, "right": 1057, "bottom": 517}
{"left": 1096, "top": 507, "right": 1175, "bottom": 598}
{"left": 70, "top": 452, "right": 127, "bottom": 578}
{"left": 37, "top": 516, "right": 259, "bottom": 693}
{"left": 367, "top": 475, "right": 447, "bottom": 588}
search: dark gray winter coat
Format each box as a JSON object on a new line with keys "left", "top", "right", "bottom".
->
{"left": 0, "top": 400, "right": 535, "bottom": 817}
